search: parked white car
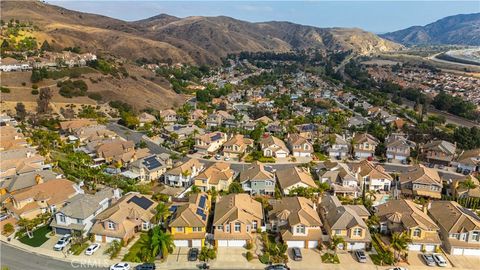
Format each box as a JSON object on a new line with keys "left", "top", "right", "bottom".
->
{"left": 53, "top": 234, "right": 71, "bottom": 251}
{"left": 85, "top": 243, "right": 101, "bottom": 255}
{"left": 433, "top": 253, "right": 448, "bottom": 267}
{"left": 110, "top": 262, "right": 131, "bottom": 270}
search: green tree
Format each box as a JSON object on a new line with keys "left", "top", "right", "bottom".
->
{"left": 15, "top": 102, "right": 26, "bottom": 121}
{"left": 460, "top": 178, "right": 478, "bottom": 196}
{"left": 390, "top": 232, "right": 411, "bottom": 263}
{"left": 2, "top": 223, "right": 14, "bottom": 235}
{"left": 330, "top": 235, "right": 345, "bottom": 255}
{"left": 149, "top": 226, "right": 175, "bottom": 260}
{"left": 153, "top": 202, "right": 171, "bottom": 227}
{"left": 40, "top": 40, "right": 52, "bottom": 51}
{"left": 228, "top": 182, "right": 244, "bottom": 194}
{"left": 104, "top": 240, "right": 122, "bottom": 259}
{"left": 199, "top": 246, "right": 217, "bottom": 262}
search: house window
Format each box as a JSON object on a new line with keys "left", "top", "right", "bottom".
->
{"left": 226, "top": 225, "right": 230, "bottom": 232}
{"left": 217, "top": 225, "right": 223, "bottom": 231}
{"left": 234, "top": 223, "right": 241, "bottom": 232}
{"left": 335, "top": 230, "right": 342, "bottom": 235}
{"left": 108, "top": 221, "right": 115, "bottom": 230}
{"left": 59, "top": 214, "right": 66, "bottom": 223}
{"left": 296, "top": 225, "right": 306, "bottom": 234}
{"left": 142, "top": 222, "right": 149, "bottom": 230}
{"left": 176, "top": 227, "right": 184, "bottom": 232}
{"left": 413, "top": 228, "right": 421, "bottom": 237}
{"left": 246, "top": 225, "right": 250, "bottom": 232}
{"left": 76, "top": 218, "right": 83, "bottom": 224}
{"left": 353, "top": 228, "right": 362, "bottom": 236}
{"left": 472, "top": 232, "right": 479, "bottom": 241}
{"left": 193, "top": 227, "right": 202, "bottom": 232}
{"left": 252, "top": 221, "right": 257, "bottom": 230}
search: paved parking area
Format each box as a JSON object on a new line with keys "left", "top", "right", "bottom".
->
{"left": 445, "top": 253, "right": 480, "bottom": 269}
{"left": 408, "top": 252, "right": 453, "bottom": 269}
{"left": 287, "top": 249, "right": 323, "bottom": 270}
{"left": 212, "top": 247, "right": 264, "bottom": 269}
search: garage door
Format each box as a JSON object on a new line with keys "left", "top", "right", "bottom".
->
{"left": 192, "top": 239, "right": 202, "bottom": 247}
{"left": 452, "top": 248, "right": 464, "bottom": 255}
{"left": 174, "top": 240, "right": 189, "bottom": 247}
{"left": 54, "top": 227, "right": 71, "bottom": 235}
{"left": 349, "top": 242, "right": 366, "bottom": 250}
{"left": 424, "top": 245, "right": 436, "bottom": 252}
{"left": 227, "top": 240, "right": 246, "bottom": 247}
{"left": 463, "top": 248, "right": 480, "bottom": 256}
{"left": 287, "top": 241, "right": 305, "bottom": 248}
{"left": 408, "top": 244, "right": 422, "bottom": 251}
{"left": 308, "top": 241, "right": 318, "bottom": 248}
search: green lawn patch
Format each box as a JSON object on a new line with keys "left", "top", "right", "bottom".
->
{"left": 314, "top": 152, "right": 329, "bottom": 161}
{"left": 71, "top": 242, "right": 90, "bottom": 255}
{"left": 123, "top": 233, "right": 149, "bottom": 263}
{"left": 18, "top": 225, "right": 51, "bottom": 247}
{"left": 321, "top": 253, "right": 340, "bottom": 264}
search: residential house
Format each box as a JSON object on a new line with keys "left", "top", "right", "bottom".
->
{"left": 127, "top": 154, "right": 171, "bottom": 183}
{"left": 451, "top": 175, "right": 480, "bottom": 199}
{"left": 91, "top": 193, "right": 157, "bottom": 243}
{"left": 239, "top": 161, "right": 275, "bottom": 196}
{"left": 194, "top": 163, "right": 235, "bottom": 192}
{"left": 327, "top": 134, "right": 349, "bottom": 160}
{"left": 376, "top": 199, "right": 441, "bottom": 252}
{"left": 5, "top": 179, "right": 82, "bottom": 219}
{"left": 51, "top": 188, "right": 121, "bottom": 235}
{"left": 276, "top": 167, "right": 317, "bottom": 195}
{"left": 169, "top": 193, "right": 210, "bottom": 247}
{"left": 423, "top": 140, "right": 457, "bottom": 166}
{"left": 260, "top": 135, "right": 290, "bottom": 158}
{"left": 0, "top": 170, "right": 59, "bottom": 196}
{"left": 269, "top": 197, "right": 323, "bottom": 249}
{"left": 189, "top": 109, "right": 206, "bottom": 124}
{"left": 70, "top": 125, "right": 117, "bottom": 143}
{"left": 194, "top": 132, "right": 227, "bottom": 154}
{"left": 317, "top": 161, "right": 360, "bottom": 198}
{"left": 428, "top": 201, "right": 480, "bottom": 256}
{"left": 350, "top": 160, "right": 393, "bottom": 192}
{"left": 352, "top": 133, "right": 379, "bottom": 160}
{"left": 386, "top": 134, "right": 415, "bottom": 162}
{"left": 348, "top": 116, "right": 370, "bottom": 128}
{"left": 399, "top": 165, "right": 442, "bottom": 199}
{"left": 138, "top": 112, "right": 156, "bottom": 127}
{"left": 222, "top": 134, "right": 254, "bottom": 160}
{"left": 213, "top": 193, "right": 263, "bottom": 247}
{"left": 286, "top": 134, "right": 313, "bottom": 157}
{"left": 0, "top": 126, "right": 27, "bottom": 151}
{"left": 59, "top": 119, "right": 97, "bottom": 133}
{"left": 165, "top": 124, "right": 205, "bottom": 144}
{"left": 206, "top": 111, "right": 234, "bottom": 128}
{"left": 0, "top": 147, "right": 46, "bottom": 180}
{"left": 94, "top": 139, "right": 150, "bottom": 165}
{"left": 160, "top": 109, "right": 177, "bottom": 124}
{"left": 456, "top": 148, "right": 480, "bottom": 173}
{"left": 164, "top": 159, "right": 204, "bottom": 187}
{"left": 320, "top": 194, "right": 371, "bottom": 250}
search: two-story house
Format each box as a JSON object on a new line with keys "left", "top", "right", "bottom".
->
{"left": 164, "top": 159, "right": 204, "bottom": 187}
{"left": 327, "top": 134, "right": 349, "bottom": 160}
{"left": 194, "top": 162, "right": 235, "bottom": 192}
{"left": 386, "top": 134, "right": 415, "bottom": 162}
{"left": 428, "top": 201, "right": 480, "bottom": 256}
{"left": 260, "top": 135, "right": 290, "bottom": 158}
{"left": 286, "top": 134, "right": 313, "bottom": 157}
{"left": 269, "top": 197, "right": 323, "bottom": 249}
{"left": 239, "top": 161, "right": 275, "bottom": 196}
{"left": 51, "top": 188, "right": 121, "bottom": 236}
{"left": 169, "top": 193, "right": 210, "bottom": 247}
{"left": 352, "top": 133, "right": 379, "bottom": 160}
{"left": 160, "top": 109, "right": 177, "bottom": 124}
{"left": 189, "top": 109, "right": 206, "bottom": 124}
{"left": 206, "top": 111, "right": 234, "bottom": 128}
{"left": 456, "top": 148, "right": 480, "bottom": 173}
{"left": 213, "top": 193, "right": 263, "bottom": 247}
{"left": 399, "top": 165, "right": 442, "bottom": 199}
{"left": 320, "top": 194, "right": 371, "bottom": 250}
{"left": 422, "top": 140, "right": 457, "bottom": 166}
{"left": 317, "top": 161, "right": 360, "bottom": 198}
{"left": 222, "top": 134, "right": 254, "bottom": 160}
{"left": 127, "top": 154, "right": 171, "bottom": 183}
{"left": 276, "top": 167, "right": 317, "bottom": 195}
{"left": 376, "top": 199, "right": 441, "bottom": 252}
{"left": 350, "top": 160, "right": 393, "bottom": 192}
{"left": 91, "top": 193, "right": 157, "bottom": 243}
{"left": 194, "top": 132, "right": 227, "bottom": 154}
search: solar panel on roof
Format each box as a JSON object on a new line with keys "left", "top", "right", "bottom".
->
{"left": 211, "top": 133, "right": 222, "bottom": 141}
{"left": 196, "top": 208, "right": 207, "bottom": 221}
{"left": 127, "top": 195, "right": 154, "bottom": 210}
{"left": 143, "top": 156, "right": 162, "bottom": 170}
{"left": 198, "top": 195, "right": 207, "bottom": 209}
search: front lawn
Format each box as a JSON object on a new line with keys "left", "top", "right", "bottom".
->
{"left": 71, "top": 242, "right": 90, "bottom": 255}
{"left": 123, "top": 233, "right": 149, "bottom": 262}
{"left": 321, "top": 252, "right": 340, "bottom": 264}
{"left": 18, "top": 225, "right": 51, "bottom": 247}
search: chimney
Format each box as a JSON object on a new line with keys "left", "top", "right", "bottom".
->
{"left": 113, "top": 188, "right": 122, "bottom": 199}
{"left": 35, "top": 174, "right": 43, "bottom": 185}
{"left": 423, "top": 202, "right": 431, "bottom": 214}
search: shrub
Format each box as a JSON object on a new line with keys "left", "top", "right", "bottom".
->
{"left": 87, "top": 92, "right": 102, "bottom": 101}
{"left": 21, "top": 82, "right": 26, "bottom": 86}
{"left": 246, "top": 242, "right": 253, "bottom": 250}
{"left": 31, "top": 89, "right": 39, "bottom": 95}
{"left": 2, "top": 223, "right": 14, "bottom": 235}
{"left": 32, "top": 84, "right": 38, "bottom": 89}
{"left": 259, "top": 252, "right": 270, "bottom": 264}
{"left": 1, "top": 86, "right": 10, "bottom": 93}
{"left": 246, "top": 251, "right": 254, "bottom": 261}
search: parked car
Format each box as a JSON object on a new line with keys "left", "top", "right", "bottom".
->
{"left": 224, "top": 157, "right": 230, "bottom": 161}
{"left": 428, "top": 163, "right": 435, "bottom": 168}
{"left": 135, "top": 263, "right": 156, "bottom": 270}
{"left": 266, "top": 264, "right": 290, "bottom": 270}
{"left": 354, "top": 250, "right": 367, "bottom": 263}
{"left": 292, "top": 247, "right": 302, "bottom": 261}
{"left": 215, "top": 154, "right": 222, "bottom": 160}
{"left": 433, "top": 253, "right": 448, "bottom": 267}
{"left": 85, "top": 243, "right": 100, "bottom": 255}
{"left": 421, "top": 253, "right": 436, "bottom": 267}
{"left": 388, "top": 268, "right": 408, "bottom": 270}
{"left": 53, "top": 234, "right": 71, "bottom": 251}
{"left": 110, "top": 262, "right": 131, "bottom": 270}
{"left": 0, "top": 213, "right": 10, "bottom": 222}
{"left": 188, "top": 248, "right": 199, "bottom": 261}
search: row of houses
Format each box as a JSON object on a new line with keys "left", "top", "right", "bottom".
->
{"left": 0, "top": 52, "right": 97, "bottom": 72}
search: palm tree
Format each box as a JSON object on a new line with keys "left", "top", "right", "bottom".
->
{"left": 153, "top": 202, "right": 171, "bottom": 227}
{"left": 18, "top": 218, "right": 34, "bottom": 238}
{"left": 149, "top": 226, "right": 175, "bottom": 260}
{"left": 365, "top": 190, "right": 377, "bottom": 201}
{"left": 330, "top": 235, "right": 345, "bottom": 255}
{"left": 190, "top": 185, "right": 201, "bottom": 194}
{"left": 460, "top": 178, "right": 478, "bottom": 196}
{"left": 390, "top": 232, "right": 411, "bottom": 263}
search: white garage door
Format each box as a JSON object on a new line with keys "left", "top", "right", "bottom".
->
{"left": 217, "top": 240, "right": 246, "bottom": 247}
{"left": 349, "top": 242, "right": 366, "bottom": 250}
{"left": 276, "top": 153, "right": 288, "bottom": 158}
{"left": 408, "top": 244, "right": 422, "bottom": 251}
{"left": 287, "top": 241, "right": 305, "bottom": 248}
{"left": 192, "top": 239, "right": 202, "bottom": 247}
{"left": 308, "top": 241, "right": 318, "bottom": 249}
{"left": 463, "top": 248, "right": 480, "bottom": 256}
{"left": 174, "top": 240, "right": 189, "bottom": 247}
{"left": 452, "top": 248, "right": 464, "bottom": 255}
{"left": 424, "top": 245, "right": 436, "bottom": 252}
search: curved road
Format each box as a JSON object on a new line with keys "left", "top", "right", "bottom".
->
{"left": 0, "top": 243, "right": 106, "bottom": 270}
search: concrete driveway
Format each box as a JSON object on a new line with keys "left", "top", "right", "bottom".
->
{"left": 408, "top": 251, "right": 453, "bottom": 269}
{"left": 445, "top": 253, "right": 479, "bottom": 269}
{"left": 287, "top": 248, "right": 323, "bottom": 270}
{"left": 211, "top": 247, "right": 264, "bottom": 269}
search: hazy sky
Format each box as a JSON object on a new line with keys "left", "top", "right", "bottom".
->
{"left": 50, "top": 1, "right": 479, "bottom": 33}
